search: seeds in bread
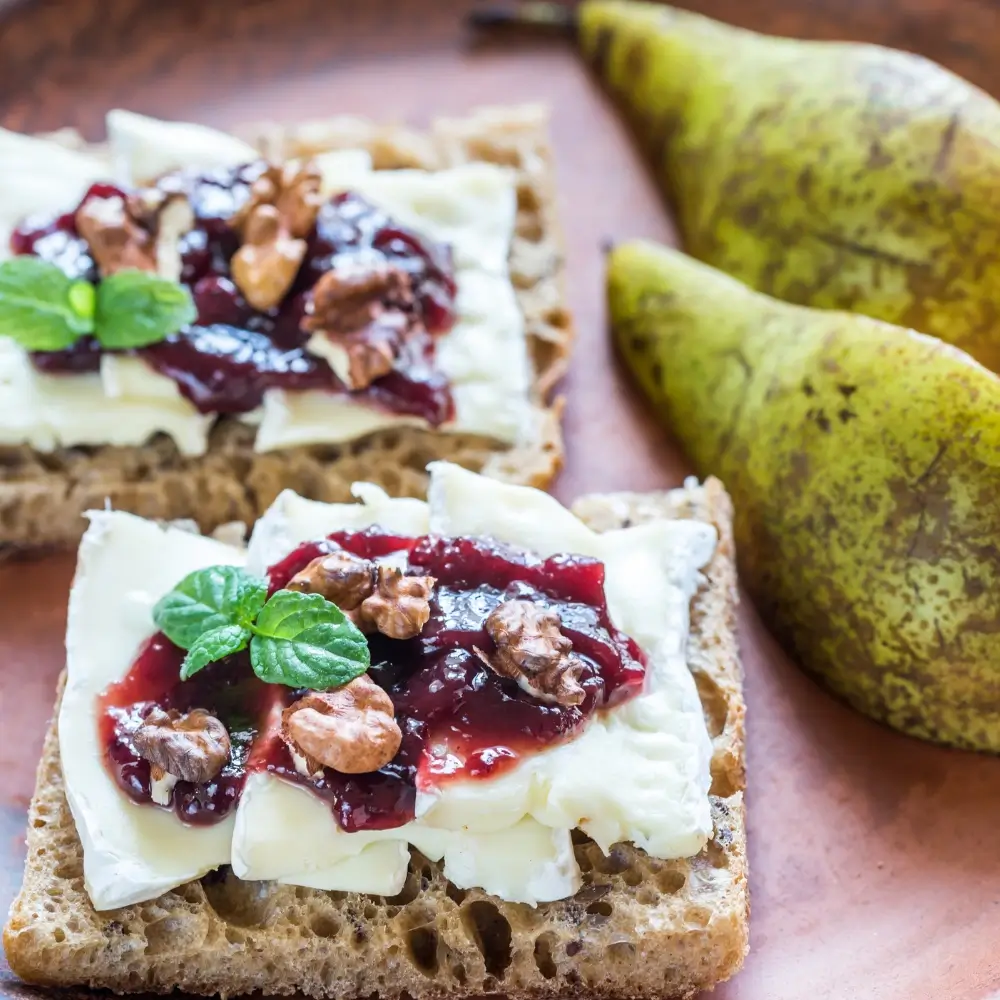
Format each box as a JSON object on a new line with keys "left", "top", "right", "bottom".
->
{"left": 3, "top": 477, "right": 748, "bottom": 999}
{"left": 0, "top": 105, "right": 571, "bottom": 553}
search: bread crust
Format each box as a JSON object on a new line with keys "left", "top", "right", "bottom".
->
{"left": 3, "top": 478, "right": 748, "bottom": 999}
{"left": 0, "top": 105, "right": 571, "bottom": 552}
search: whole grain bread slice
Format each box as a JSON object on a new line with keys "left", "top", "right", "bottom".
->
{"left": 3, "top": 477, "right": 748, "bottom": 999}
{"left": 0, "top": 105, "right": 571, "bottom": 553}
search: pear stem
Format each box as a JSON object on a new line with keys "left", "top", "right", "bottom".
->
{"left": 467, "top": 3, "right": 577, "bottom": 33}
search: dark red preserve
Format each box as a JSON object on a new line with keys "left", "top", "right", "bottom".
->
{"left": 13, "top": 168, "right": 457, "bottom": 425}
{"left": 99, "top": 530, "right": 646, "bottom": 833}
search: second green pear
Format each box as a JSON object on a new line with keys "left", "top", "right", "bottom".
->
{"left": 578, "top": 2, "right": 1000, "bottom": 371}
{"left": 609, "top": 240, "right": 1000, "bottom": 752}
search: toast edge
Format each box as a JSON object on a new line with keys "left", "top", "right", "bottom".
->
{"left": 0, "top": 104, "right": 572, "bottom": 552}
{"left": 4, "top": 477, "right": 747, "bottom": 999}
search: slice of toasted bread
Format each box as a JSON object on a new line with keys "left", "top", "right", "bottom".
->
{"left": 3, "top": 477, "right": 747, "bottom": 999}
{"left": 0, "top": 105, "right": 571, "bottom": 553}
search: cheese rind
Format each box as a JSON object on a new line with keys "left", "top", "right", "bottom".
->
{"left": 60, "top": 512, "right": 245, "bottom": 911}
{"left": 246, "top": 484, "right": 430, "bottom": 576}
{"left": 347, "top": 163, "right": 516, "bottom": 276}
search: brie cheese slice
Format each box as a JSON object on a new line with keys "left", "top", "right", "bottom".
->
{"left": 60, "top": 512, "right": 245, "bottom": 910}
{"left": 0, "top": 359, "right": 214, "bottom": 457}
{"left": 60, "top": 466, "right": 715, "bottom": 910}
{"left": 106, "top": 109, "right": 258, "bottom": 185}
{"left": 348, "top": 163, "right": 516, "bottom": 276}
{"left": 2, "top": 114, "right": 533, "bottom": 455}
{"left": 233, "top": 463, "right": 715, "bottom": 904}
{"left": 0, "top": 127, "right": 108, "bottom": 260}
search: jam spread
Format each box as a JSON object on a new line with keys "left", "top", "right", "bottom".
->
{"left": 13, "top": 167, "right": 457, "bottom": 424}
{"left": 98, "top": 638, "right": 271, "bottom": 825}
{"left": 100, "top": 531, "right": 646, "bottom": 833}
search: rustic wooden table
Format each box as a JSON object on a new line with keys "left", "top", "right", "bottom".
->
{"left": 2, "top": 1, "right": 1000, "bottom": 998}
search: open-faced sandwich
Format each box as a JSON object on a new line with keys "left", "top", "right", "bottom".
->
{"left": 3, "top": 463, "right": 747, "bottom": 998}
{"left": 0, "top": 107, "right": 569, "bottom": 551}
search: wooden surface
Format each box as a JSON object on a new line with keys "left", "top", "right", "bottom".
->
{"left": 2, "top": 1, "right": 1000, "bottom": 998}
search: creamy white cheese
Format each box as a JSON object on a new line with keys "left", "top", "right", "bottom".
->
{"left": 0, "top": 127, "right": 108, "bottom": 258}
{"left": 106, "top": 109, "right": 259, "bottom": 185}
{"left": 60, "top": 512, "right": 245, "bottom": 911}
{"left": 252, "top": 164, "right": 528, "bottom": 450}
{"left": 61, "top": 466, "right": 715, "bottom": 910}
{"left": 0, "top": 350, "right": 214, "bottom": 456}
{"left": 0, "top": 113, "right": 532, "bottom": 455}
{"left": 234, "top": 463, "right": 716, "bottom": 903}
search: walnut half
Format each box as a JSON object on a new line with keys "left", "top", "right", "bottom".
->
{"left": 132, "top": 707, "right": 231, "bottom": 785}
{"left": 303, "top": 258, "right": 414, "bottom": 334}
{"left": 476, "top": 600, "right": 586, "bottom": 706}
{"left": 230, "top": 204, "right": 307, "bottom": 312}
{"left": 282, "top": 675, "right": 402, "bottom": 774}
{"left": 229, "top": 161, "right": 323, "bottom": 311}
{"left": 288, "top": 553, "right": 434, "bottom": 640}
{"left": 303, "top": 262, "right": 415, "bottom": 390}
{"left": 75, "top": 195, "right": 157, "bottom": 276}
{"left": 356, "top": 565, "right": 436, "bottom": 640}
{"left": 287, "top": 550, "right": 375, "bottom": 610}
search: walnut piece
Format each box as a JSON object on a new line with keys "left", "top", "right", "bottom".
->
{"left": 229, "top": 161, "right": 322, "bottom": 311}
{"left": 303, "top": 258, "right": 414, "bottom": 336}
{"left": 287, "top": 550, "right": 375, "bottom": 610}
{"left": 230, "top": 204, "right": 307, "bottom": 311}
{"left": 357, "top": 565, "right": 435, "bottom": 639}
{"left": 133, "top": 707, "right": 231, "bottom": 785}
{"left": 307, "top": 313, "right": 409, "bottom": 391}
{"left": 340, "top": 332, "right": 396, "bottom": 389}
{"left": 477, "top": 600, "right": 586, "bottom": 706}
{"left": 274, "top": 161, "right": 324, "bottom": 239}
{"left": 282, "top": 675, "right": 402, "bottom": 774}
{"left": 75, "top": 195, "right": 157, "bottom": 276}
{"left": 110, "top": 188, "right": 194, "bottom": 283}
{"left": 234, "top": 161, "right": 323, "bottom": 239}
{"left": 302, "top": 261, "right": 415, "bottom": 390}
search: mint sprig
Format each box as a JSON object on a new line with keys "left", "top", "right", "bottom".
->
{"left": 0, "top": 257, "right": 95, "bottom": 350}
{"left": 0, "top": 258, "right": 194, "bottom": 353}
{"left": 250, "top": 591, "right": 372, "bottom": 690}
{"left": 183, "top": 624, "right": 253, "bottom": 681}
{"left": 97, "top": 270, "right": 197, "bottom": 349}
{"left": 153, "top": 565, "right": 371, "bottom": 690}
{"left": 154, "top": 565, "right": 266, "bottom": 651}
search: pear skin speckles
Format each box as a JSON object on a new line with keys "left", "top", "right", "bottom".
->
{"left": 608, "top": 240, "right": 1000, "bottom": 752}
{"left": 579, "top": 0, "right": 1000, "bottom": 372}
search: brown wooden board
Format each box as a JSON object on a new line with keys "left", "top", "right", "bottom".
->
{"left": 2, "top": 1, "right": 1000, "bottom": 998}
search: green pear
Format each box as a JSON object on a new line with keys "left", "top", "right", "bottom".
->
{"left": 573, "top": 1, "right": 1000, "bottom": 371}
{"left": 608, "top": 239, "right": 1000, "bottom": 752}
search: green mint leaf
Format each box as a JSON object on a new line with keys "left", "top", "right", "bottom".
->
{"left": 181, "top": 624, "right": 252, "bottom": 680}
{"left": 232, "top": 575, "right": 269, "bottom": 628}
{"left": 0, "top": 257, "right": 95, "bottom": 350}
{"left": 153, "top": 565, "right": 267, "bottom": 651}
{"left": 96, "top": 269, "right": 196, "bottom": 349}
{"left": 249, "top": 590, "right": 370, "bottom": 690}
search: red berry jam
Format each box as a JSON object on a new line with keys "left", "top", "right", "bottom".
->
{"left": 11, "top": 168, "right": 457, "bottom": 424}
{"left": 99, "top": 531, "right": 646, "bottom": 833}
{"left": 98, "top": 637, "right": 273, "bottom": 825}
{"left": 257, "top": 530, "right": 647, "bottom": 833}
